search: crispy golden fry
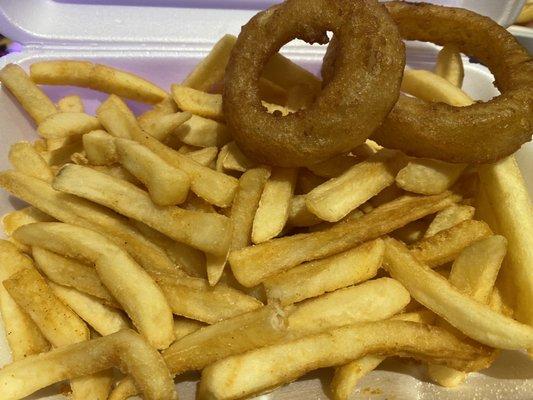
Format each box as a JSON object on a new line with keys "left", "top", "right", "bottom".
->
{"left": 91, "top": 165, "right": 142, "bottom": 186}
{"left": 38, "top": 112, "right": 101, "bottom": 139}
{"left": 151, "top": 270, "right": 261, "bottom": 324}
{"left": 295, "top": 169, "right": 327, "bottom": 194}
{"left": 0, "top": 329, "right": 176, "bottom": 400}
{"left": 69, "top": 371, "right": 113, "bottom": 400}
{"left": 434, "top": 45, "right": 464, "bottom": 88}
{"left": 8, "top": 142, "right": 54, "bottom": 183}
{"left": 396, "top": 158, "right": 466, "bottom": 195}
{"left": 97, "top": 95, "right": 238, "bottom": 206}
{"left": 14, "top": 222, "right": 174, "bottom": 349}
{"left": 184, "top": 146, "right": 218, "bottom": 166}
{"left": 264, "top": 240, "right": 384, "bottom": 305}
{"left": 220, "top": 141, "right": 256, "bottom": 172}
{"left": 46, "top": 136, "right": 81, "bottom": 153}
{"left": 401, "top": 69, "right": 473, "bottom": 107}
{"left": 53, "top": 164, "right": 230, "bottom": 254}
{"left": 48, "top": 282, "right": 128, "bottom": 336}
{"left": 181, "top": 192, "right": 217, "bottom": 213}
{"left": 115, "top": 138, "right": 191, "bottom": 206}
{"left": 215, "top": 144, "right": 229, "bottom": 172}
{"left": 0, "top": 241, "right": 49, "bottom": 360}
{"left": 230, "top": 192, "right": 456, "bottom": 287}
{"left": 206, "top": 252, "right": 229, "bottom": 286}
{"left": 172, "top": 318, "right": 205, "bottom": 340}
{"left": 32, "top": 246, "right": 118, "bottom": 307}
{"left": 41, "top": 139, "right": 84, "bottom": 166}
{"left": 287, "top": 194, "right": 321, "bottom": 227}
{"left": 478, "top": 157, "right": 533, "bottom": 333}
{"left": 83, "top": 130, "right": 118, "bottom": 166}
{"left": 199, "top": 320, "right": 490, "bottom": 400}
{"left": 306, "top": 153, "right": 359, "bottom": 178}
{"left": 171, "top": 85, "right": 223, "bottom": 121}
{"left": 30, "top": 60, "right": 167, "bottom": 104}
{"left": 139, "top": 111, "right": 191, "bottom": 141}
{"left": 383, "top": 237, "right": 533, "bottom": 349}
{"left": 287, "top": 278, "right": 410, "bottom": 337}
{"left": 409, "top": 219, "right": 492, "bottom": 267}
{"left": 330, "top": 310, "right": 436, "bottom": 400}
{"left": 252, "top": 167, "right": 297, "bottom": 243}
{"left": 182, "top": 34, "right": 237, "bottom": 91}
{"left": 306, "top": 150, "right": 405, "bottom": 222}
{"left": 0, "top": 64, "right": 57, "bottom": 124}
{"left": 57, "top": 95, "right": 85, "bottom": 113}
{"left": 2, "top": 207, "right": 55, "bottom": 236}
{"left": 171, "top": 114, "right": 231, "bottom": 148}
{"left": 424, "top": 204, "right": 475, "bottom": 238}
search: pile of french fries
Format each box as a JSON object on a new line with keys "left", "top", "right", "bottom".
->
{"left": 0, "top": 35, "right": 532, "bottom": 400}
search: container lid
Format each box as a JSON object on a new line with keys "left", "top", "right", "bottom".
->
{"left": 0, "top": 0, "right": 526, "bottom": 50}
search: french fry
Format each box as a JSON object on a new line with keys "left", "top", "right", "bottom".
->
{"left": 8, "top": 142, "right": 54, "bottom": 183}
{"left": 0, "top": 64, "right": 57, "bottom": 124}
{"left": 287, "top": 194, "right": 321, "bottom": 227}
{"left": 30, "top": 60, "right": 167, "bottom": 104}
{"left": 172, "top": 318, "right": 205, "bottom": 340}
{"left": 396, "top": 158, "right": 466, "bottom": 195}
{"left": 306, "top": 150, "right": 405, "bottom": 222}
{"left": 0, "top": 329, "right": 176, "bottom": 400}
{"left": 69, "top": 371, "right": 112, "bottom": 400}
{"left": 32, "top": 246, "right": 118, "bottom": 307}
{"left": 306, "top": 153, "right": 359, "bottom": 178}
{"left": 434, "top": 45, "right": 464, "bottom": 88}
{"left": 138, "top": 111, "right": 191, "bottom": 141}
{"left": 83, "top": 130, "right": 118, "bottom": 166}
{"left": 57, "top": 95, "right": 85, "bottom": 113}
{"left": 138, "top": 96, "right": 178, "bottom": 126}
{"left": 171, "top": 85, "right": 223, "bottom": 121}
{"left": 91, "top": 164, "right": 142, "bottom": 186}
{"left": 13, "top": 222, "right": 175, "bottom": 349}
{"left": 48, "top": 282, "right": 129, "bottom": 336}
{"left": 295, "top": 168, "right": 327, "bottom": 194}
{"left": 206, "top": 252, "right": 229, "bottom": 286}
{"left": 229, "top": 192, "right": 457, "bottom": 287}
{"left": 97, "top": 95, "right": 238, "bottom": 207}
{"left": 427, "top": 235, "right": 507, "bottom": 387}
{"left": 184, "top": 146, "right": 219, "bottom": 166}
{"left": 41, "top": 139, "right": 84, "bottom": 166}
{"left": 424, "top": 204, "right": 475, "bottom": 238}
{"left": 38, "top": 112, "right": 101, "bottom": 139}
{"left": 215, "top": 144, "right": 229, "bottom": 172}
{"left": 2, "top": 206, "right": 55, "bottom": 236}
{"left": 115, "top": 138, "right": 191, "bottom": 206}
{"left": 0, "top": 241, "right": 49, "bottom": 360}
{"left": 383, "top": 237, "right": 533, "bottom": 349}
{"left": 264, "top": 240, "right": 384, "bottom": 305}
{"left": 198, "top": 320, "right": 490, "bottom": 400}
{"left": 392, "top": 218, "right": 429, "bottom": 244}
{"left": 53, "top": 164, "right": 230, "bottom": 254}
{"left": 409, "top": 219, "right": 492, "bottom": 267}
{"left": 151, "top": 270, "right": 261, "bottom": 324}
{"left": 252, "top": 167, "right": 297, "bottom": 243}
{"left": 182, "top": 34, "right": 237, "bottom": 91}
{"left": 171, "top": 114, "right": 231, "bottom": 148}
{"left": 220, "top": 141, "right": 256, "bottom": 172}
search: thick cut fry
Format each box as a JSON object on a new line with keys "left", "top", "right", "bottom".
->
{"left": 97, "top": 95, "right": 238, "bottom": 207}
{"left": 91, "top": 165, "right": 141, "bottom": 186}
{"left": 0, "top": 329, "right": 176, "bottom": 400}
{"left": 2, "top": 207, "right": 55, "bottom": 236}
{"left": 287, "top": 194, "right": 321, "bottom": 227}
{"left": 220, "top": 141, "right": 256, "bottom": 172}
{"left": 396, "top": 158, "right": 466, "bottom": 195}
{"left": 252, "top": 167, "right": 297, "bottom": 243}
{"left": 230, "top": 192, "right": 456, "bottom": 287}
{"left": 306, "top": 150, "right": 405, "bottom": 222}
{"left": 53, "top": 164, "right": 230, "bottom": 254}
{"left": 198, "top": 320, "right": 490, "bottom": 400}
{"left": 152, "top": 271, "right": 261, "bottom": 324}
{"left": 383, "top": 238, "right": 533, "bottom": 349}
{"left": 0, "top": 64, "right": 57, "bottom": 124}
{"left": 427, "top": 235, "right": 507, "bottom": 387}
{"left": 409, "top": 219, "right": 492, "bottom": 267}
{"left": 287, "top": 278, "right": 410, "bottom": 337}
{"left": 0, "top": 241, "right": 49, "bottom": 360}
{"left": 13, "top": 222, "right": 174, "bottom": 349}
{"left": 172, "top": 114, "right": 231, "bottom": 148}
{"left": 185, "top": 146, "right": 218, "bottom": 166}
{"left": 32, "top": 246, "right": 117, "bottom": 307}
{"left": 48, "top": 282, "right": 129, "bottom": 336}
{"left": 206, "top": 252, "right": 229, "bottom": 286}
{"left": 424, "top": 204, "right": 475, "bottom": 238}
{"left": 478, "top": 157, "right": 533, "bottom": 330}
{"left": 172, "top": 318, "right": 204, "bottom": 340}
{"left": 264, "top": 240, "right": 384, "bottom": 305}
{"left": 182, "top": 34, "right": 237, "bottom": 90}
{"left": 306, "top": 153, "right": 359, "bottom": 178}
{"left": 38, "top": 112, "right": 101, "bottom": 139}
{"left": 115, "top": 138, "right": 191, "bottom": 206}
{"left": 41, "top": 139, "right": 84, "bottom": 166}
{"left": 139, "top": 111, "right": 191, "bottom": 141}
{"left": 401, "top": 69, "right": 473, "bottom": 107}
{"left": 8, "top": 142, "right": 54, "bottom": 183}
{"left": 434, "top": 45, "right": 464, "bottom": 88}
{"left": 83, "top": 130, "right": 118, "bottom": 166}
{"left": 171, "top": 85, "right": 223, "bottom": 121}
{"left": 30, "top": 60, "right": 167, "bottom": 104}
{"left": 57, "top": 95, "right": 85, "bottom": 113}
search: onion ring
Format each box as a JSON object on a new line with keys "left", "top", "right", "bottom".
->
{"left": 224, "top": 0, "right": 405, "bottom": 167}
{"left": 323, "top": 1, "right": 533, "bottom": 164}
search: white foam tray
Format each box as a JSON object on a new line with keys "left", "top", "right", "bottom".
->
{"left": 0, "top": 1, "right": 532, "bottom": 399}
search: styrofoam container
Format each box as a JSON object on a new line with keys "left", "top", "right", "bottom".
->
{"left": 0, "top": 1, "right": 532, "bottom": 399}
